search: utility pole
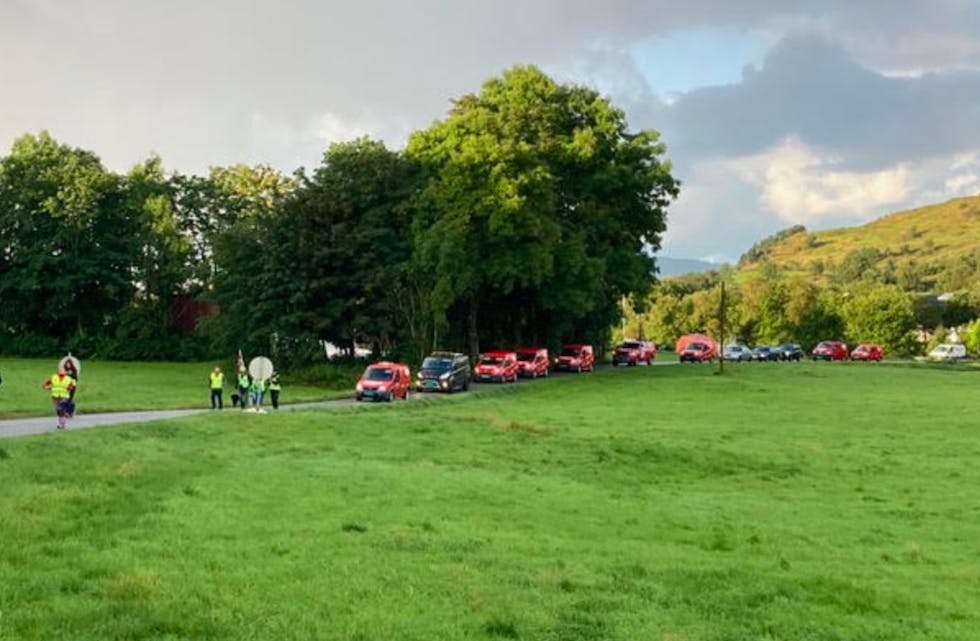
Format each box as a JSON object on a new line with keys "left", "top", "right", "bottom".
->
{"left": 718, "top": 281, "right": 726, "bottom": 374}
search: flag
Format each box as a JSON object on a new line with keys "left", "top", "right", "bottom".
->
{"left": 237, "top": 349, "right": 245, "bottom": 372}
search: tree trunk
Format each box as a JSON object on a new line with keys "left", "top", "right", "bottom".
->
{"left": 468, "top": 296, "right": 479, "bottom": 360}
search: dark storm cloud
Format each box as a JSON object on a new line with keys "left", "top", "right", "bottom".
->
{"left": 661, "top": 34, "right": 980, "bottom": 169}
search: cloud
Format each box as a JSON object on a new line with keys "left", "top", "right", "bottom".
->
{"left": 6, "top": 1, "right": 980, "bottom": 261}
{"left": 730, "top": 137, "right": 913, "bottom": 223}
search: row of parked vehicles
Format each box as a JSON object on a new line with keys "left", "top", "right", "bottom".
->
{"left": 718, "top": 340, "right": 884, "bottom": 362}
{"left": 355, "top": 344, "right": 598, "bottom": 402}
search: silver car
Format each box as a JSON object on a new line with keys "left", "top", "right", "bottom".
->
{"left": 722, "top": 344, "right": 753, "bottom": 362}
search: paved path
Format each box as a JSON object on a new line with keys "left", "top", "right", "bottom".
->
{"left": 0, "top": 361, "right": 680, "bottom": 440}
{"left": 0, "top": 400, "right": 360, "bottom": 439}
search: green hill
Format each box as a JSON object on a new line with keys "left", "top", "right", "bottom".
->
{"left": 738, "top": 196, "right": 980, "bottom": 291}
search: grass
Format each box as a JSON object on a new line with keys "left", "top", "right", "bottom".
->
{"left": 0, "top": 358, "right": 349, "bottom": 418}
{"left": 1, "top": 363, "right": 978, "bottom": 639}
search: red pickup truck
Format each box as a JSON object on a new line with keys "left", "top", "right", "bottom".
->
{"left": 812, "top": 340, "right": 848, "bottom": 361}
{"left": 612, "top": 340, "right": 656, "bottom": 366}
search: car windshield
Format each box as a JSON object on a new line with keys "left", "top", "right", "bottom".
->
{"left": 365, "top": 368, "right": 393, "bottom": 381}
{"left": 560, "top": 348, "right": 579, "bottom": 357}
{"left": 817, "top": 342, "right": 833, "bottom": 348}
{"left": 688, "top": 343, "right": 706, "bottom": 350}
{"left": 516, "top": 352, "right": 536, "bottom": 361}
{"left": 754, "top": 346, "right": 769, "bottom": 351}
{"left": 933, "top": 345, "right": 950, "bottom": 353}
{"left": 480, "top": 357, "right": 503, "bottom": 365}
{"left": 421, "top": 357, "right": 452, "bottom": 370}
{"left": 620, "top": 342, "right": 641, "bottom": 349}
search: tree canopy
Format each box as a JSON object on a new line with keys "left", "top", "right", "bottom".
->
{"left": 0, "top": 66, "right": 680, "bottom": 363}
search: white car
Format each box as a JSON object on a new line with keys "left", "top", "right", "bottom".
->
{"left": 928, "top": 343, "right": 967, "bottom": 361}
{"left": 722, "top": 344, "right": 753, "bottom": 362}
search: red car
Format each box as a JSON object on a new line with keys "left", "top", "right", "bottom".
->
{"left": 474, "top": 350, "right": 519, "bottom": 383}
{"left": 516, "top": 347, "right": 550, "bottom": 378}
{"left": 555, "top": 344, "right": 594, "bottom": 372}
{"left": 850, "top": 343, "right": 883, "bottom": 361}
{"left": 612, "top": 340, "right": 657, "bottom": 366}
{"left": 356, "top": 362, "right": 411, "bottom": 402}
{"left": 811, "top": 340, "right": 848, "bottom": 361}
{"left": 679, "top": 342, "right": 715, "bottom": 363}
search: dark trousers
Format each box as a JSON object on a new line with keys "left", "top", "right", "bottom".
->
{"left": 210, "top": 389, "right": 223, "bottom": 409}
{"left": 238, "top": 386, "right": 249, "bottom": 407}
{"left": 270, "top": 390, "right": 280, "bottom": 409}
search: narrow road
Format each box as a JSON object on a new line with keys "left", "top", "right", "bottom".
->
{"left": 0, "top": 361, "right": 679, "bottom": 439}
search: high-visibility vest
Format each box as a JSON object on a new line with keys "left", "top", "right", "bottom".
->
{"left": 268, "top": 377, "right": 281, "bottom": 391}
{"left": 238, "top": 374, "right": 250, "bottom": 388}
{"left": 49, "top": 374, "right": 73, "bottom": 399}
{"left": 209, "top": 372, "right": 224, "bottom": 389}
{"left": 251, "top": 378, "right": 265, "bottom": 392}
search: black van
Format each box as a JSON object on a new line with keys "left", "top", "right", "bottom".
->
{"left": 416, "top": 352, "right": 471, "bottom": 393}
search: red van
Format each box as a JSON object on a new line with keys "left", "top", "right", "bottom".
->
{"left": 356, "top": 362, "right": 411, "bottom": 402}
{"left": 555, "top": 344, "right": 594, "bottom": 372}
{"left": 516, "top": 347, "right": 550, "bottom": 378}
{"left": 474, "top": 351, "right": 519, "bottom": 383}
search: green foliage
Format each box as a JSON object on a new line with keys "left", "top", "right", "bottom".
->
{"left": 1, "top": 68, "right": 678, "bottom": 362}
{"left": 408, "top": 65, "right": 678, "bottom": 355}
{"left": 963, "top": 319, "right": 980, "bottom": 356}
{"left": 840, "top": 285, "right": 917, "bottom": 354}
{"left": 0, "top": 132, "right": 138, "bottom": 345}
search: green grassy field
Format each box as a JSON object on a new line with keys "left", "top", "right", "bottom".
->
{"left": 1, "top": 363, "right": 977, "bottom": 640}
{"left": 0, "top": 359, "right": 348, "bottom": 418}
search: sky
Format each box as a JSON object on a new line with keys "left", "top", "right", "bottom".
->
{"left": 4, "top": 0, "right": 980, "bottom": 262}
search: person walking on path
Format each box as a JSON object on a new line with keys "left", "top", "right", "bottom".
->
{"left": 209, "top": 366, "right": 224, "bottom": 410}
{"left": 250, "top": 376, "right": 266, "bottom": 411}
{"left": 236, "top": 369, "right": 251, "bottom": 409}
{"left": 268, "top": 372, "right": 281, "bottom": 409}
{"left": 42, "top": 367, "right": 76, "bottom": 430}
{"left": 63, "top": 358, "right": 79, "bottom": 417}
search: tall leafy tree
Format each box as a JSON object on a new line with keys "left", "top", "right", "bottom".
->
{"left": 840, "top": 285, "right": 916, "bottom": 354}
{"left": 269, "top": 139, "right": 416, "bottom": 355}
{"left": 408, "top": 65, "right": 678, "bottom": 356}
{"left": 0, "top": 132, "right": 138, "bottom": 351}
{"left": 208, "top": 165, "right": 296, "bottom": 354}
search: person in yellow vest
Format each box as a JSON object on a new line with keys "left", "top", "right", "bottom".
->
{"left": 236, "top": 369, "right": 251, "bottom": 409}
{"left": 268, "top": 372, "right": 282, "bottom": 409}
{"left": 208, "top": 366, "right": 224, "bottom": 410}
{"left": 250, "top": 376, "right": 266, "bottom": 411}
{"left": 42, "top": 366, "right": 76, "bottom": 430}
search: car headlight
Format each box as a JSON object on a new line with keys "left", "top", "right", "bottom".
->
{"left": 355, "top": 382, "right": 363, "bottom": 392}
{"left": 439, "top": 372, "right": 451, "bottom": 380}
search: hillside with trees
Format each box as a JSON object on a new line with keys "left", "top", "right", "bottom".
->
{"left": 738, "top": 197, "right": 980, "bottom": 293}
{"left": 624, "top": 198, "right": 980, "bottom": 356}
